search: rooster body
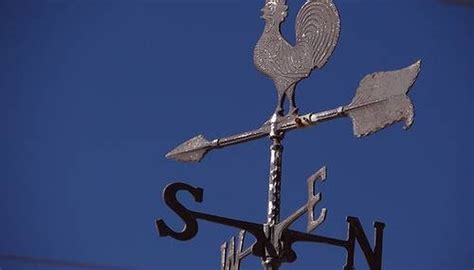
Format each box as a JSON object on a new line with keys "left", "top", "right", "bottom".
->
{"left": 254, "top": 0, "right": 340, "bottom": 116}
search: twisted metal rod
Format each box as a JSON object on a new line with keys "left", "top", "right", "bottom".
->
{"left": 262, "top": 116, "right": 285, "bottom": 270}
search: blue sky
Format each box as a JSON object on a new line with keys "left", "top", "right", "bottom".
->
{"left": 0, "top": 1, "right": 472, "bottom": 270}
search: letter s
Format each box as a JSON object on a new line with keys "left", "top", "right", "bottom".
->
{"left": 156, "top": 182, "right": 203, "bottom": 241}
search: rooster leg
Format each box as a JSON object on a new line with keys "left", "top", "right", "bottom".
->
{"left": 287, "top": 84, "right": 299, "bottom": 116}
{"left": 274, "top": 90, "right": 285, "bottom": 117}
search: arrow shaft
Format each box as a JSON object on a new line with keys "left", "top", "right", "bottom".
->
{"left": 216, "top": 127, "right": 269, "bottom": 148}
{"left": 296, "top": 106, "right": 346, "bottom": 127}
{"left": 166, "top": 106, "right": 346, "bottom": 162}
{"left": 216, "top": 106, "right": 346, "bottom": 149}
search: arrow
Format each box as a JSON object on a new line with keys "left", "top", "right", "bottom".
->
{"left": 166, "top": 60, "right": 421, "bottom": 162}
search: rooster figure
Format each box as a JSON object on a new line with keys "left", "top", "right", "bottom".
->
{"left": 254, "top": 0, "right": 340, "bottom": 117}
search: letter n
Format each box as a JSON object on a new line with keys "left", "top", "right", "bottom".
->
{"left": 344, "top": 216, "right": 385, "bottom": 270}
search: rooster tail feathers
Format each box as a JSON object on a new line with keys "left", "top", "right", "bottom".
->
{"left": 295, "top": 0, "right": 340, "bottom": 69}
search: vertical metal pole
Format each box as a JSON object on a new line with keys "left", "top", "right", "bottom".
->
{"left": 262, "top": 116, "right": 283, "bottom": 270}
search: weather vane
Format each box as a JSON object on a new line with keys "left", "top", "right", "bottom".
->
{"left": 156, "top": 0, "right": 421, "bottom": 269}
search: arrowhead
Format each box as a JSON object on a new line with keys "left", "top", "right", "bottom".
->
{"left": 165, "top": 135, "right": 212, "bottom": 162}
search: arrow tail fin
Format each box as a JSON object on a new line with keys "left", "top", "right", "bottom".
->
{"left": 347, "top": 60, "right": 421, "bottom": 137}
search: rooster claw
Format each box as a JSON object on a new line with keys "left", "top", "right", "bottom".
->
{"left": 289, "top": 107, "right": 299, "bottom": 116}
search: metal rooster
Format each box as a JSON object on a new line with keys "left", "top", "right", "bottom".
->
{"left": 254, "top": 0, "right": 340, "bottom": 117}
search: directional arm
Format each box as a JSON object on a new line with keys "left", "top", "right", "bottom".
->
{"left": 166, "top": 61, "right": 421, "bottom": 163}
{"left": 165, "top": 127, "right": 269, "bottom": 162}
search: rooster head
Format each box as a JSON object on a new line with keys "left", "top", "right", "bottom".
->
{"left": 262, "top": 0, "right": 288, "bottom": 24}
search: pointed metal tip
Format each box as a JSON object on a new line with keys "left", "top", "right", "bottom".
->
{"left": 411, "top": 59, "right": 422, "bottom": 71}
{"left": 165, "top": 135, "right": 211, "bottom": 163}
{"left": 164, "top": 151, "right": 173, "bottom": 159}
